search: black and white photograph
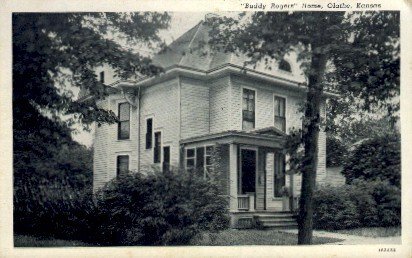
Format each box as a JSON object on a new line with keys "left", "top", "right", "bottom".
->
{"left": 1, "top": 1, "right": 411, "bottom": 257}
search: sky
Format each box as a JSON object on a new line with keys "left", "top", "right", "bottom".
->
{"left": 72, "top": 12, "right": 208, "bottom": 147}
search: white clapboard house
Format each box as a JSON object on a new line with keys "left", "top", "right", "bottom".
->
{"left": 80, "top": 20, "right": 335, "bottom": 228}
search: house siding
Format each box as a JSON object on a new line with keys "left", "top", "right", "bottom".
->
{"left": 139, "top": 78, "right": 180, "bottom": 171}
{"left": 230, "top": 75, "right": 305, "bottom": 131}
{"left": 180, "top": 77, "right": 210, "bottom": 139}
{"left": 93, "top": 99, "right": 110, "bottom": 190}
{"left": 93, "top": 73, "right": 328, "bottom": 200}
{"left": 93, "top": 94, "right": 139, "bottom": 191}
{"left": 209, "top": 77, "right": 230, "bottom": 133}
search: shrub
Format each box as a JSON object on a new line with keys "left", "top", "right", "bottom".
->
{"left": 342, "top": 133, "right": 400, "bottom": 187}
{"left": 94, "top": 168, "right": 230, "bottom": 245}
{"left": 313, "top": 180, "right": 401, "bottom": 230}
{"left": 352, "top": 179, "right": 401, "bottom": 227}
{"left": 13, "top": 174, "right": 96, "bottom": 241}
{"left": 313, "top": 186, "right": 361, "bottom": 230}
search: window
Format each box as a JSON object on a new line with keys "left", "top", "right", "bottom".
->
{"left": 99, "top": 71, "right": 105, "bottom": 83}
{"left": 279, "top": 59, "right": 291, "bottom": 72}
{"left": 186, "top": 148, "right": 195, "bottom": 170}
{"left": 118, "top": 103, "right": 130, "bottom": 140}
{"left": 145, "top": 118, "right": 153, "bottom": 149}
{"left": 117, "top": 155, "right": 129, "bottom": 177}
{"left": 153, "top": 132, "right": 161, "bottom": 163}
{"left": 242, "top": 88, "right": 255, "bottom": 130}
{"left": 185, "top": 146, "right": 214, "bottom": 177}
{"left": 274, "top": 96, "right": 286, "bottom": 132}
{"left": 205, "top": 146, "right": 214, "bottom": 176}
{"left": 274, "top": 153, "right": 286, "bottom": 197}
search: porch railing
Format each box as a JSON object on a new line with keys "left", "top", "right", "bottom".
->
{"left": 237, "top": 195, "right": 250, "bottom": 210}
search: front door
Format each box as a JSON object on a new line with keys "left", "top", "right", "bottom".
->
{"left": 240, "top": 149, "right": 256, "bottom": 202}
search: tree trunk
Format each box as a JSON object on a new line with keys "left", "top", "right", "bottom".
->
{"left": 297, "top": 52, "right": 327, "bottom": 245}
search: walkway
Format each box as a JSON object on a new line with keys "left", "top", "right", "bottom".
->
{"left": 279, "top": 229, "right": 401, "bottom": 245}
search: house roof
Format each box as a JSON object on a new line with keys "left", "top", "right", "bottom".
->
{"left": 151, "top": 21, "right": 306, "bottom": 85}
{"left": 180, "top": 129, "right": 286, "bottom": 149}
{"left": 79, "top": 19, "right": 341, "bottom": 102}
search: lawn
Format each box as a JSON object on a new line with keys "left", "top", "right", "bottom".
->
{"left": 329, "top": 227, "right": 401, "bottom": 238}
{"left": 14, "top": 235, "right": 93, "bottom": 247}
{"left": 15, "top": 230, "right": 343, "bottom": 247}
{"left": 190, "top": 229, "right": 343, "bottom": 246}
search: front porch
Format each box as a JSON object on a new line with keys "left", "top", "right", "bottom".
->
{"left": 180, "top": 128, "right": 299, "bottom": 228}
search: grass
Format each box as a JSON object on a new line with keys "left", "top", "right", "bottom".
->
{"left": 14, "top": 235, "right": 93, "bottom": 247}
{"left": 190, "top": 229, "right": 343, "bottom": 246}
{"left": 15, "top": 230, "right": 343, "bottom": 247}
{"left": 329, "top": 227, "right": 401, "bottom": 238}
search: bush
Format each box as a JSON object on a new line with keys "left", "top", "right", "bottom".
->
{"left": 14, "top": 174, "right": 96, "bottom": 241}
{"left": 94, "top": 168, "right": 230, "bottom": 245}
{"left": 352, "top": 179, "right": 401, "bottom": 227}
{"left": 313, "top": 180, "right": 401, "bottom": 230}
{"left": 313, "top": 186, "right": 361, "bottom": 230}
{"left": 342, "top": 133, "right": 400, "bottom": 187}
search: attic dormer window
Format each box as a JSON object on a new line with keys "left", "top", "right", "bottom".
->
{"left": 278, "top": 60, "right": 291, "bottom": 73}
{"left": 99, "top": 71, "right": 105, "bottom": 83}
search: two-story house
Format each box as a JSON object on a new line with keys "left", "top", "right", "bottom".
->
{"left": 84, "top": 20, "right": 333, "bottom": 228}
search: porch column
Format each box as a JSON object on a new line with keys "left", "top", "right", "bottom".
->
{"left": 229, "top": 143, "right": 238, "bottom": 212}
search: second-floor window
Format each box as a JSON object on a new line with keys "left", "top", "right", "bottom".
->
{"left": 118, "top": 103, "right": 130, "bottom": 140}
{"left": 242, "top": 88, "right": 255, "bottom": 130}
{"left": 274, "top": 96, "right": 286, "bottom": 132}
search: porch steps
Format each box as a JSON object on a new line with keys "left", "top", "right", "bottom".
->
{"left": 253, "top": 213, "right": 298, "bottom": 229}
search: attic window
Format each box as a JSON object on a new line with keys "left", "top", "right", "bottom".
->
{"left": 279, "top": 60, "right": 291, "bottom": 72}
{"left": 99, "top": 71, "right": 105, "bottom": 83}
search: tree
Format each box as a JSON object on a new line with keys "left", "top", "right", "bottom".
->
{"left": 342, "top": 133, "right": 400, "bottom": 187}
{"left": 206, "top": 11, "right": 399, "bottom": 244}
{"left": 13, "top": 13, "right": 171, "bottom": 234}
{"left": 13, "top": 13, "right": 170, "bottom": 176}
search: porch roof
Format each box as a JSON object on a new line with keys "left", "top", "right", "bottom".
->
{"left": 180, "top": 128, "right": 286, "bottom": 149}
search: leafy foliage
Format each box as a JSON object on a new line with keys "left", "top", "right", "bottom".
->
{"left": 13, "top": 12, "right": 170, "bottom": 181}
{"left": 13, "top": 13, "right": 171, "bottom": 241}
{"left": 342, "top": 133, "right": 400, "bottom": 187}
{"left": 313, "top": 180, "right": 400, "bottom": 230}
{"left": 313, "top": 186, "right": 361, "bottom": 230}
{"left": 14, "top": 173, "right": 96, "bottom": 240}
{"left": 94, "top": 169, "right": 230, "bottom": 246}
{"left": 326, "top": 135, "right": 348, "bottom": 167}
{"left": 205, "top": 12, "right": 399, "bottom": 243}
